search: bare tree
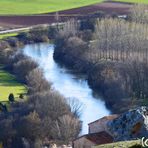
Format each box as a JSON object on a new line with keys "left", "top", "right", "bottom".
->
{"left": 130, "top": 4, "right": 148, "bottom": 24}
{"left": 60, "top": 19, "right": 79, "bottom": 37}
{"left": 26, "top": 68, "right": 51, "bottom": 94}
{"left": 67, "top": 98, "right": 83, "bottom": 118}
{"left": 51, "top": 115, "right": 81, "bottom": 144}
{"left": 13, "top": 58, "right": 38, "bottom": 83}
{"left": 93, "top": 18, "right": 148, "bottom": 62}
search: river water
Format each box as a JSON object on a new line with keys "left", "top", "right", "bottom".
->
{"left": 22, "top": 43, "right": 110, "bottom": 134}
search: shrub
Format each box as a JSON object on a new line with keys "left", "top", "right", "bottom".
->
{"left": 26, "top": 68, "right": 51, "bottom": 94}
{"left": 5, "top": 37, "right": 20, "bottom": 47}
{"left": 8, "top": 93, "right": 15, "bottom": 102}
{"left": 19, "top": 94, "right": 24, "bottom": 99}
{"left": 13, "top": 58, "right": 38, "bottom": 83}
{"left": 17, "top": 32, "right": 31, "bottom": 43}
{"left": 79, "top": 18, "right": 96, "bottom": 31}
{"left": 29, "top": 27, "right": 49, "bottom": 42}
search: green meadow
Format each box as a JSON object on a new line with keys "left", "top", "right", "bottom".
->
{"left": 0, "top": 0, "right": 147, "bottom": 15}
{"left": 0, "top": 33, "right": 18, "bottom": 39}
{"left": 0, "top": 0, "right": 103, "bottom": 15}
{"left": 0, "top": 66, "right": 27, "bottom": 102}
{"left": 113, "top": 0, "right": 148, "bottom": 4}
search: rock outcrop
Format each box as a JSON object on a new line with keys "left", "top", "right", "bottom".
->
{"left": 107, "top": 106, "right": 148, "bottom": 141}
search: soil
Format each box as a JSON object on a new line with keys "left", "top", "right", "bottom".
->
{"left": 0, "top": 2, "right": 133, "bottom": 28}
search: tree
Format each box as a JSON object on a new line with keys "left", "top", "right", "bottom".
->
{"left": 8, "top": 93, "right": 15, "bottom": 103}
{"left": 19, "top": 94, "right": 24, "bottom": 99}
{"left": 29, "top": 27, "right": 49, "bottom": 42}
{"left": 28, "top": 91, "right": 82, "bottom": 142}
{"left": 17, "top": 111, "right": 41, "bottom": 141}
{"left": 13, "top": 58, "right": 38, "bottom": 83}
{"left": 0, "top": 103, "right": 7, "bottom": 112}
{"left": 17, "top": 32, "right": 31, "bottom": 44}
{"left": 67, "top": 98, "right": 82, "bottom": 118}
{"left": 60, "top": 19, "right": 78, "bottom": 37}
{"left": 0, "top": 118, "right": 16, "bottom": 147}
{"left": 130, "top": 4, "right": 148, "bottom": 24}
{"left": 26, "top": 68, "right": 51, "bottom": 94}
{"left": 29, "top": 91, "right": 69, "bottom": 120}
{"left": 79, "top": 18, "right": 95, "bottom": 31}
{"left": 51, "top": 115, "right": 81, "bottom": 144}
{"left": 93, "top": 18, "right": 148, "bottom": 62}
{"left": 5, "top": 37, "right": 19, "bottom": 47}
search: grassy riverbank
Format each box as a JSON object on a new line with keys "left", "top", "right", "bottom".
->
{"left": 0, "top": 65, "right": 27, "bottom": 102}
{"left": 0, "top": 33, "right": 18, "bottom": 39}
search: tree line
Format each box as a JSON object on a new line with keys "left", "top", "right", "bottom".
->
{"left": 54, "top": 4, "right": 148, "bottom": 113}
{"left": 0, "top": 27, "right": 81, "bottom": 147}
{"left": 92, "top": 18, "right": 148, "bottom": 63}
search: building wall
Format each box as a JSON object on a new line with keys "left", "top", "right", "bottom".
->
{"left": 89, "top": 118, "right": 109, "bottom": 134}
{"left": 73, "top": 137, "right": 95, "bottom": 148}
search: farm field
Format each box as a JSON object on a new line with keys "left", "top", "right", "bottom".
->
{"left": 0, "top": 33, "right": 18, "bottom": 39}
{"left": 0, "top": 66, "right": 27, "bottom": 102}
{"left": 113, "top": 0, "right": 148, "bottom": 4}
{"left": 0, "top": 0, "right": 103, "bottom": 15}
{"left": 0, "top": 1, "right": 132, "bottom": 27}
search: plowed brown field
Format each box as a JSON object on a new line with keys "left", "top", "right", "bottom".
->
{"left": 0, "top": 2, "right": 133, "bottom": 27}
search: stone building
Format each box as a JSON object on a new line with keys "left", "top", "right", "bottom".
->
{"left": 73, "top": 106, "right": 148, "bottom": 147}
{"left": 73, "top": 115, "right": 118, "bottom": 148}
{"left": 88, "top": 115, "right": 119, "bottom": 134}
{"left": 73, "top": 132, "right": 113, "bottom": 148}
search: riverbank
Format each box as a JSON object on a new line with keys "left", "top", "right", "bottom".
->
{"left": 0, "top": 26, "right": 82, "bottom": 147}
{"left": 22, "top": 43, "right": 110, "bottom": 134}
{"left": 0, "top": 18, "right": 141, "bottom": 114}
{"left": 53, "top": 18, "right": 148, "bottom": 113}
{"left": 0, "top": 24, "right": 110, "bottom": 133}
{"left": 53, "top": 47, "right": 121, "bottom": 113}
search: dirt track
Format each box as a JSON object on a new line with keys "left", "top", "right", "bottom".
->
{"left": 0, "top": 2, "right": 133, "bottom": 28}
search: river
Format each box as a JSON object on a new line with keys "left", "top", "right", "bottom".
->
{"left": 22, "top": 43, "right": 110, "bottom": 134}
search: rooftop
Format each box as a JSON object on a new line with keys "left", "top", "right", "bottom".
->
{"left": 74, "top": 131, "right": 113, "bottom": 145}
{"left": 88, "top": 114, "right": 119, "bottom": 125}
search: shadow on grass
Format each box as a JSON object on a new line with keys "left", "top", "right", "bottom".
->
{"left": 0, "top": 68, "right": 26, "bottom": 87}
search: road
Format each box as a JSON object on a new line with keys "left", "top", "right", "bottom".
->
{"left": 0, "top": 23, "right": 65, "bottom": 34}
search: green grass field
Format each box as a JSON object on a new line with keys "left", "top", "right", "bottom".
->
{"left": 113, "top": 0, "right": 148, "bottom": 4}
{"left": 94, "top": 140, "right": 141, "bottom": 148}
{"left": 0, "top": 33, "right": 18, "bottom": 39}
{"left": 0, "top": 66, "right": 27, "bottom": 102}
{"left": 0, "top": 0, "right": 103, "bottom": 15}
